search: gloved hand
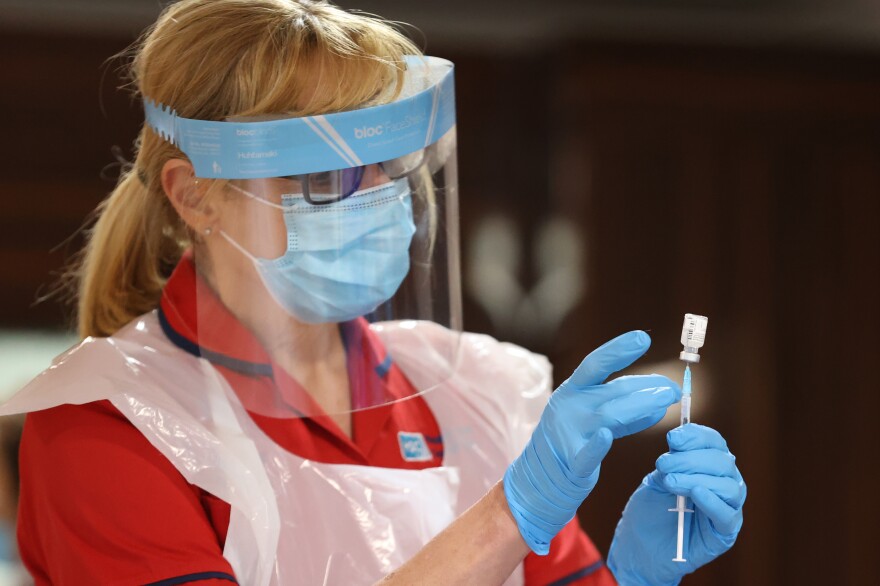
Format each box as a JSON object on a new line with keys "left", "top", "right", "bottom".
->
{"left": 607, "top": 424, "right": 746, "bottom": 586}
{"left": 503, "top": 331, "right": 681, "bottom": 554}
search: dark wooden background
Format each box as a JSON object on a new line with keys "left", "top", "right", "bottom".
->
{"left": 2, "top": 11, "right": 879, "bottom": 586}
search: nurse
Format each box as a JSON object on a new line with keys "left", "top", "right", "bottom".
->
{"left": 4, "top": 1, "right": 745, "bottom": 585}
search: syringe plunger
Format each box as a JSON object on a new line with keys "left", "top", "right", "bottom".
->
{"left": 679, "top": 313, "right": 708, "bottom": 363}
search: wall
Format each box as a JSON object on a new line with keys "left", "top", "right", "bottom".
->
{"left": 1, "top": 20, "right": 879, "bottom": 586}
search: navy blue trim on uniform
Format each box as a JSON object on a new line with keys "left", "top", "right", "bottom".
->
{"left": 426, "top": 433, "right": 444, "bottom": 458}
{"left": 340, "top": 320, "right": 391, "bottom": 378}
{"left": 158, "top": 307, "right": 273, "bottom": 377}
{"left": 144, "top": 571, "right": 239, "bottom": 585}
{"left": 546, "top": 561, "right": 605, "bottom": 586}
{"left": 374, "top": 354, "right": 393, "bottom": 378}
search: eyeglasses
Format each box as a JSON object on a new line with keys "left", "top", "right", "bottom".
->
{"left": 295, "top": 149, "right": 425, "bottom": 205}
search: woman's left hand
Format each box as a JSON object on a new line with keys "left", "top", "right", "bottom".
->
{"left": 607, "top": 424, "right": 746, "bottom": 586}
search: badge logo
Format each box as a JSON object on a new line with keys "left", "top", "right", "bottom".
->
{"left": 398, "top": 431, "right": 432, "bottom": 462}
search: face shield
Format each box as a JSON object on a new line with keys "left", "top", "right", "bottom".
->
{"left": 146, "top": 57, "right": 461, "bottom": 419}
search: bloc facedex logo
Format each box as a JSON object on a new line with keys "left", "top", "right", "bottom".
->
{"left": 353, "top": 112, "right": 429, "bottom": 141}
{"left": 354, "top": 125, "right": 384, "bottom": 139}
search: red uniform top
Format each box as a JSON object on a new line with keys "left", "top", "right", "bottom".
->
{"left": 18, "top": 256, "right": 616, "bottom": 585}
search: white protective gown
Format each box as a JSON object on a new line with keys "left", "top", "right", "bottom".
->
{"left": 0, "top": 312, "right": 552, "bottom": 585}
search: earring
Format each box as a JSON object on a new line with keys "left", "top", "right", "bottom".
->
{"left": 203, "top": 227, "right": 213, "bottom": 236}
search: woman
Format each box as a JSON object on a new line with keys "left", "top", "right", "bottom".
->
{"left": 3, "top": 1, "right": 745, "bottom": 584}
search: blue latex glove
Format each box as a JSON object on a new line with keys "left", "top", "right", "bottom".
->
{"left": 503, "top": 331, "right": 681, "bottom": 554}
{"left": 607, "top": 424, "right": 746, "bottom": 586}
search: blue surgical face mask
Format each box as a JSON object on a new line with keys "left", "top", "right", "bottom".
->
{"left": 220, "top": 179, "right": 416, "bottom": 323}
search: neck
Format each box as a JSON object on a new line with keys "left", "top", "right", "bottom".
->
{"left": 196, "top": 251, "right": 352, "bottom": 430}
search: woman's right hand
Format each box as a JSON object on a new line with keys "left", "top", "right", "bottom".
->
{"left": 502, "top": 330, "right": 682, "bottom": 554}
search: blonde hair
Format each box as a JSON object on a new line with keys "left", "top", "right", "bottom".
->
{"left": 73, "top": 0, "right": 421, "bottom": 338}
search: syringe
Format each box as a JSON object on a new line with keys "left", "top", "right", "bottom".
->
{"left": 670, "top": 313, "right": 708, "bottom": 563}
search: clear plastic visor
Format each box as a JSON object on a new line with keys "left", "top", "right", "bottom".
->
{"left": 179, "top": 129, "right": 461, "bottom": 420}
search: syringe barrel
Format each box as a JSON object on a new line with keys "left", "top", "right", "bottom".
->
{"left": 680, "top": 394, "right": 691, "bottom": 426}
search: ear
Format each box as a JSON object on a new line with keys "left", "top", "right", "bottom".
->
{"left": 161, "top": 158, "right": 219, "bottom": 232}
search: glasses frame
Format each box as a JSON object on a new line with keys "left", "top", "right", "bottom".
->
{"left": 298, "top": 150, "right": 426, "bottom": 206}
{"left": 299, "top": 166, "right": 365, "bottom": 206}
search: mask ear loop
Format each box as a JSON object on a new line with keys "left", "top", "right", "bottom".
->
{"left": 218, "top": 228, "right": 262, "bottom": 264}
{"left": 220, "top": 182, "right": 295, "bottom": 263}
{"left": 227, "top": 182, "right": 291, "bottom": 211}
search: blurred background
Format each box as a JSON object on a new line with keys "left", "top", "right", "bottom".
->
{"left": 1, "top": 0, "right": 878, "bottom": 584}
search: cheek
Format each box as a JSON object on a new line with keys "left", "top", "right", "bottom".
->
{"left": 224, "top": 200, "right": 289, "bottom": 259}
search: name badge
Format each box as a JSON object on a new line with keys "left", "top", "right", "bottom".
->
{"left": 398, "top": 431, "right": 432, "bottom": 462}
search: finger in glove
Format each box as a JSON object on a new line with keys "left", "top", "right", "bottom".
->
{"left": 598, "top": 386, "right": 680, "bottom": 438}
{"left": 567, "top": 331, "right": 651, "bottom": 388}
{"left": 667, "top": 423, "right": 729, "bottom": 452}
{"left": 660, "top": 472, "right": 747, "bottom": 509}
{"left": 571, "top": 427, "right": 613, "bottom": 477}
{"left": 656, "top": 448, "right": 738, "bottom": 478}
{"left": 691, "top": 485, "right": 744, "bottom": 536}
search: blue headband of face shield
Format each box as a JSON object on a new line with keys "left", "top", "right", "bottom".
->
{"left": 143, "top": 56, "right": 455, "bottom": 179}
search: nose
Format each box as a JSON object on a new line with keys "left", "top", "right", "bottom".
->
{"left": 360, "top": 163, "right": 392, "bottom": 189}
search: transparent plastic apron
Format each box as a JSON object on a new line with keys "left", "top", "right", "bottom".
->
{"left": 2, "top": 312, "right": 550, "bottom": 585}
